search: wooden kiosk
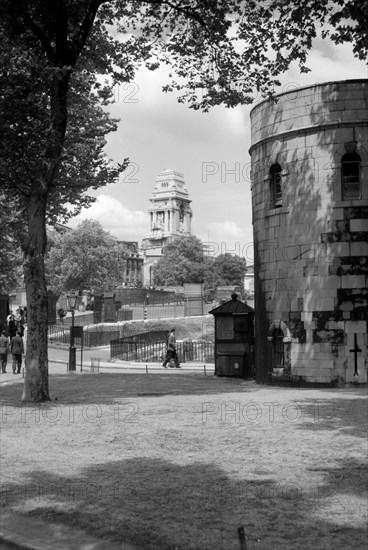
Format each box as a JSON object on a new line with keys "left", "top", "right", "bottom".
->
{"left": 210, "top": 293, "right": 254, "bottom": 378}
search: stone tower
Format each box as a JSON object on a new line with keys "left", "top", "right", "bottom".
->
{"left": 249, "top": 79, "right": 368, "bottom": 386}
{"left": 142, "top": 169, "right": 192, "bottom": 285}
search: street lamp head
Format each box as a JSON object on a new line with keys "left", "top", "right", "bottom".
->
{"left": 67, "top": 292, "right": 79, "bottom": 311}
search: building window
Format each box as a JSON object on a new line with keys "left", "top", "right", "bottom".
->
{"left": 234, "top": 315, "right": 251, "bottom": 342}
{"left": 341, "top": 152, "right": 361, "bottom": 200}
{"left": 179, "top": 203, "right": 185, "bottom": 231}
{"left": 179, "top": 204, "right": 184, "bottom": 221}
{"left": 269, "top": 163, "right": 282, "bottom": 208}
{"left": 273, "top": 328, "right": 285, "bottom": 367}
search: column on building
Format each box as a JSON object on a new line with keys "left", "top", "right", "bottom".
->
{"left": 132, "top": 258, "right": 136, "bottom": 284}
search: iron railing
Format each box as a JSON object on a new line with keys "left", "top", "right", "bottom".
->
{"left": 48, "top": 322, "right": 215, "bottom": 361}
{"left": 48, "top": 325, "right": 71, "bottom": 345}
{"left": 55, "top": 312, "right": 94, "bottom": 327}
{"left": 119, "top": 304, "right": 184, "bottom": 320}
{"left": 118, "top": 301, "right": 214, "bottom": 320}
{"left": 110, "top": 330, "right": 168, "bottom": 358}
{"left": 111, "top": 341, "right": 167, "bottom": 362}
{"left": 176, "top": 341, "right": 214, "bottom": 363}
{"left": 48, "top": 325, "right": 122, "bottom": 347}
{"left": 111, "top": 332, "right": 214, "bottom": 363}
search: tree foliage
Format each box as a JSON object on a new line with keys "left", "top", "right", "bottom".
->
{"left": 0, "top": 1, "right": 129, "bottom": 401}
{"left": 153, "top": 237, "right": 248, "bottom": 289}
{"left": 205, "top": 254, "right": 248, "bottom": 289}
{"left": 0, "top": 0, "right": 365, "bottom": 401}
{"left": 153, "top": 236, "right": 209, "bottom": 286}
{"left": 0, "top": 195, "right": 23, "bottom": 294}
{"left": 0, "top": 40, "right": 126, "bottom": 227}
{"left": 45, "top": 220, "right": 122, "bottom": 295}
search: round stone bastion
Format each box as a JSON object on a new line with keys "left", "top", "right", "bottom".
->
{"left": 249, "top": 79, "right": 368, "bottom": 385}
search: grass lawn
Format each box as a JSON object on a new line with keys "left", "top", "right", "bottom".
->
{"left": 120, "top": 315, "right": 215, "bottom": 341}
{"left": 1, "top": 373, "right": 367, "bottom": 550}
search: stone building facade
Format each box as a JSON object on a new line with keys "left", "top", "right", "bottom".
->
{"left": 249, "top": 79, "right": 368, "bottom": 385}
{"left": 141, "top": 169, "right": 193, "bottom": 285}
{"left": 117, "top": 241, "right": 144, "bottom": 287}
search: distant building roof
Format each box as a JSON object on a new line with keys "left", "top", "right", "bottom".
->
{"left": 47, "top": 223, "right": 73, "bottom": 234}
{"left": 209, "top": 293, "right": 254, "bottom": 315}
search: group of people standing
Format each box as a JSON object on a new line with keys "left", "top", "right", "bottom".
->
{"left": 0, "top": 309, "right": 25, "bottom": 374}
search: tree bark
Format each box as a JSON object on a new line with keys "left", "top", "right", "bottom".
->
{"left": 22, "top": 192, "right": 50, "bottom": 402}
{"left": 21, "top": 71, "right": 71, "bottom": 402}
{"left": 18, "top": 2, "right": 105, "bottom": 401}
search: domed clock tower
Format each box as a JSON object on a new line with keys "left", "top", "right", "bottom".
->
{"left": 141, "top": 169, "right": 193, "bottom": 285}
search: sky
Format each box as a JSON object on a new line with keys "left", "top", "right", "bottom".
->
{"left": 68, "top": 35, "right": 367, "bottom": 265}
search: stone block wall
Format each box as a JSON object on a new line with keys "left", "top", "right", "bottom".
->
{"left": 249, "top": 80, "right": 368, "bottom": 385}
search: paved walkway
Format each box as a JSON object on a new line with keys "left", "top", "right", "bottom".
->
{"left": 0, "top": 511, "right": 138, "bottom": 549}
{"left": 0, "top": 344, "right": 214, "bottom": 385}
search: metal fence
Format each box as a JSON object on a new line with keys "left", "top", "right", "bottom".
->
{"left": 111, "top": 332, "right": 214, "bottom": 363}
{"left": 183, "top": 297, "right": 204, "bottom": 316}
{"left": 55, "top": 312, "right": 94, "bottom": 326}
{"left": 48, "top": 325, "right": 71, "bottom": 345}
{"left": 84, "top": 329, "right": 120, "bottom": 347}
{"left": 48, "top": 323, "right": 214, "bottom": 362}
{"left": 119, "top": 304, "right": 184, "bottom": 320}
{"left": 48, "top": 325, "right": 122, "bottom": 347}
{"left": 111, "top": 341, "right": 167, "bottom": 362}
{"left": 110, "top": 330, "right": 168, "bottom": 359}
{"left": 118, "top": 301, "right": 215, "bottom": 321}
{"left": 176, "top": 341, "right": 214, "bottom": 363}
{"left": 53, "top": 302, "right": 215, "bottom": 326}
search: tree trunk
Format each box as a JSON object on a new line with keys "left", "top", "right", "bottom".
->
{"left": 13, "top": 3, "right": 104, "bottom": 400}
{"left": 22, "top": 192, "right": 50, "bottom": 402}
{"left": 21, "top": 70, "right": 71, "bottom": 402}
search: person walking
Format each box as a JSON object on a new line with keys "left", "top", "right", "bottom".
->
{"left": 8, "top": 314, "right": 17, "bottom": 339}
{"left": 10, "top": 331, "right": 24, "bottom": 374}
{"left": 58, "top": 307, "right": 66, "bottom": 324}
{"left": 0, "top": 330, "right": 9, "bottom": 373}
{"left": 162, "top": 328, "right": 180, "bottom": 368}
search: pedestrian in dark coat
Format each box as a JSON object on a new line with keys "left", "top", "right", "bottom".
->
{"left": 162, "top": 328, "right": 180, "bottom": 368}
{"left": 10, "top": 331, "right": 24, "bottom": 374}
{"left": 0, "top": 330, "right": 9, "bottom": 373}
{"left": 8, "top": 315, "right": 17, "bottom": 339}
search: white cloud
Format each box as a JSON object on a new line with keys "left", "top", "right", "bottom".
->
{"left": 279, "top": 41, "right": 367, "bottom": 90}
{"left": 67, "top": 195, "right": 148, "bottom": 241}
{"left": 208, "top": 220, "right": 243, "bottom": 240}
{"left": 197, "top": 221, "right": 254, "bottom": 262}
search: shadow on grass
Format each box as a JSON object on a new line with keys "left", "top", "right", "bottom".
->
{"left": 1, "top": 455, "right": 367, "bottom": 550}
{"left": 2, "top": 377, "right": 367, "bottom": 440}
{"left": 0, "top": 372, "right": 261, "bottom": 406}
{"left": 279, "top": 389, "right": 368, "bottom": 439}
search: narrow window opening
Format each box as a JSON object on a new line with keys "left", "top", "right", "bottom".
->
{"left": 273, "top": 328, "right": 285, "bottom": 367}
{"left": 270, "top": 163, "right": 282, "bottom": 208}
{"left": 341, "top": 152, "right": 361, "bottom": 200}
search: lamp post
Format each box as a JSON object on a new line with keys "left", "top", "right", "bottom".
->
{"left": 67, "top": 292, "right": 79, "bottom": 371}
